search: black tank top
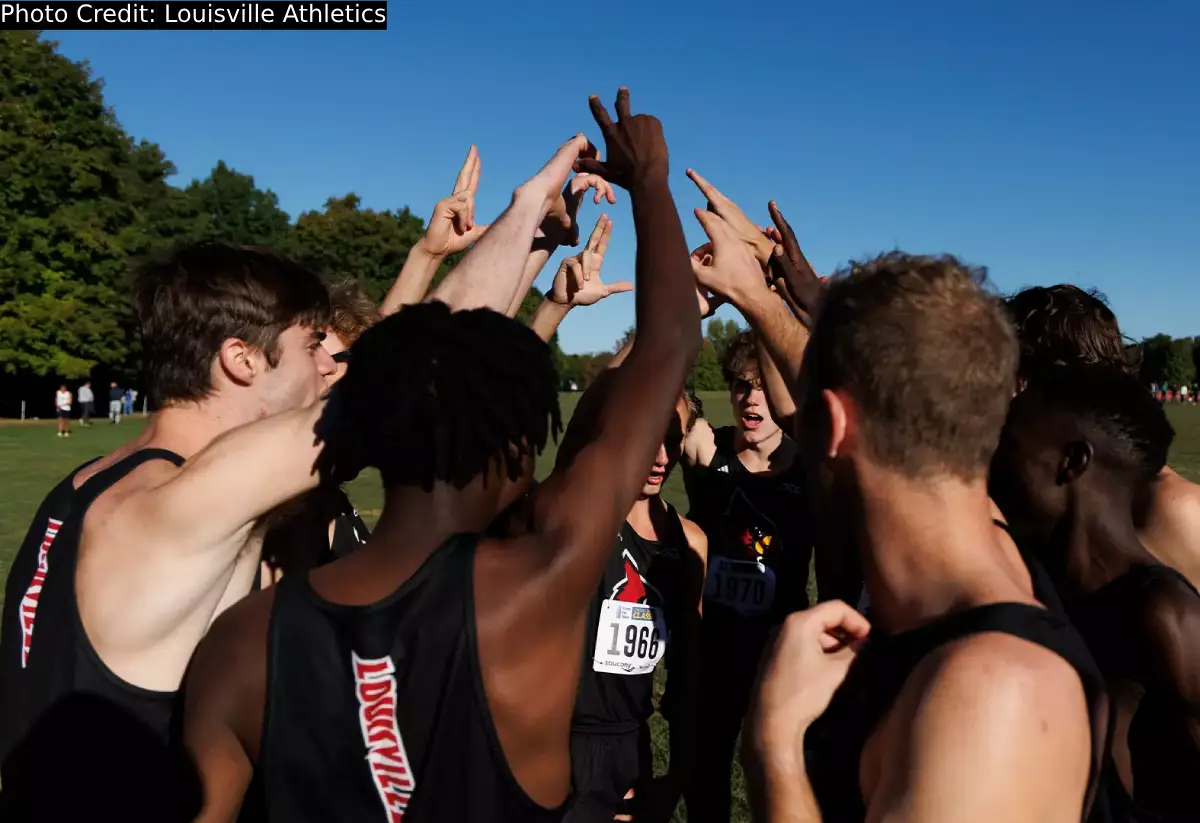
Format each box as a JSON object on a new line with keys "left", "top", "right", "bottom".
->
{"left": 1070, "top": 564, "right": 1200, "bottom": 823}
{"left": 251, "top": 534, "right": 564, "bottom": 823}
{"left": 682, "top": 427, "right": 812, "bottom": 630}
{"left": 573, "top": 515, "right": 687, "bottom": 732}
{"left": 805, "top": 603, "right": 1110, "bottom": 822}
{"left": 0, "top": 449, "right": 199, "bottom": 820}
{"left": 257, "top": 486, "right": 371, "bottom": 593}
{"left": 0, "top": 457, "right": 97, "bottom": 761}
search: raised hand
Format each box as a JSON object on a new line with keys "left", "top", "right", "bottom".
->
{"left": 540, "top": 172, "right": 618, "bottom": 248}
{"left": 574, "top": 87, "right": 668, "bottom": 191}
{"left": 766, "top": 200, "right": 823, "bottom": 313}
{"left": 521, "top": 134, "right": 599, "bottom": 229}
{"left": 691, "top": 209, "right": 773, "bottom": 308}
{"left": 690, "top": 242, "right": 724, "bottom": 318}
{"left": 549, "top": 215, "right": 631, "bottom": 307}
{"left": 687, "top": 169, "right": 775, "bottom": 265}
{"left": 419, "top": 145, "right": 489, "bottom": 257}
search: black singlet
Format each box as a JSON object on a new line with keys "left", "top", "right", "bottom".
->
{"left": 248, "top": 534, "right": 565, "bottom": 823}
{"left": 573, "top": 514, "right": 688, "bottom": 732}
{"left": 805, "top": 603, "right": 1110, "bottom": 823}
{"left": 0, "top": 457, "right": 97, "bottom": 761}
{"left": 682, "top": 427, "right": 812, "bottom": 629}
{"left": 1070, "top": 564, "right": 1200, "bottom": 823}
{"left": 259, "top": 486, "right": 370, "bottom": 588}
{"left": 329, "top": 491, "right": 370, "bottom": 560}
{"left": 0, "top": 449, "right": 198, "bottom": 821}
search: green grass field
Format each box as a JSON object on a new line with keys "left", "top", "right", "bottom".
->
{"left": 2, "top": 398, "right": 1199, "bottom": 822}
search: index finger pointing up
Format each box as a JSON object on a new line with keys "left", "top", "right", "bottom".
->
{"left": 687, "top": 169, "right": 722, "bottom": 206}
{"left": 768, "top": 200, "right": 803, "bottom": 264}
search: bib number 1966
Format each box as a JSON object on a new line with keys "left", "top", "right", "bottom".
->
{"left": 592, "top": 600, "right": 667, "bottom": 676}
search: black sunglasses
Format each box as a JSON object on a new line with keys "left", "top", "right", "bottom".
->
{"left": 331, "top": 350, "right": 352, "bottom": 364}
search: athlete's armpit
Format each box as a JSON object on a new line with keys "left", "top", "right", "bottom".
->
{"left": 864, "top": 634, "right": 1091, "bottom": 823}
{"left": 130, "top": 403, "right": 325, "bottom": 558}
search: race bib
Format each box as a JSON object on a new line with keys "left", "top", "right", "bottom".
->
{"left": 705, "top": 556, "right": 776, "bottom": 616}
{"left": 592, "top": 599, "right": 667, "bottom": 676}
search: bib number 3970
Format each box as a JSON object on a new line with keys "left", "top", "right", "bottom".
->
{"left": 592, "top": 600, "right": 667, "bottom": 676}
{"left": 705, "top": 557, "right": 776, "bottom": 616}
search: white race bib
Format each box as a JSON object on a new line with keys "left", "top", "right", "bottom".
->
{"left": 592, "top": 599, "right": 667, "bottom": 676}
{"left": 705, "top": 556, "right": 776, "bottom": 616}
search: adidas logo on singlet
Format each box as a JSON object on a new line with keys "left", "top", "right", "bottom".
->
{"left": 717, "top": 465, "right": 730, "bottom": 473}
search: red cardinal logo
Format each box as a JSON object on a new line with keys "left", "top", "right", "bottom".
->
{"left": 610, "top": 549, "right": 663, "bottom": 605}
{"left": 615, "top": 557, "right": 648, "bottom": 603}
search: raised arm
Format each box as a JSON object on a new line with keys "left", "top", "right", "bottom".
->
{"left": 510, "top": 173, "right": 617, "bottom": 318}
{"left": 521, "top": 87, "right": 701, "bottom": 621}
{"left": 429, "top": 134, "right": 595, "bottom": 313}
{"left": 756, "top": 331, "right": 797, "bottom": 434}
{"left": 380, "top": 146, "right": 487, "bottom": 315}
{"left": 528, "top": 214, "right": 630, "bottom": 343}
{"left": 128, "top": 402, "right": 326, "bottom": 556}
{"left": 686, "top": 177, "right": 812, "bottom": 391}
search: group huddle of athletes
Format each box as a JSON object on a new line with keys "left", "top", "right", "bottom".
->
{"left": 0, "top": 89, "right": 1197, "bottom": 823}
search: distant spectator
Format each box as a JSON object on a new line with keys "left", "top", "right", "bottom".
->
{"left": 108, "top": 381, "right": 123, "bottom": 424}
{"left": 78, "top": 381, "right": 95, "bottom": 425}
{"left": 130, "top": 388, "right": 139, "bottom": 414}
{"left": 122, "top": 388, "right": 133, "bottom": 416}
{"left": 55, "top": 385, "right": 72, "bottom": 438}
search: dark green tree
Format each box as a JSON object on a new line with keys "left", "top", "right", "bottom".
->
{"left": 689, "top": 340, "right": 726, "bottom": 391}
{"left": 0, "top": 31, "right": 186, "bottom": 381}
{"left": 705, "top": 317, "right": 742, "bottom": 364}
{"left": 183, "top": 160, "right": 291, "bottom": 249}
{"left": 1167, "top": 337, "right": 1196, "bottom": 387}
{"left": 288, "top": 194, "right": 472, "bottom": 304}
{"left": 1140, "top": 334, "right": 1195, "bottom": 387}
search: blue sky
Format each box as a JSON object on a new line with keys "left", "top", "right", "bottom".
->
{"left": 51, "top": 0, "right": 1199, "bottom": 354}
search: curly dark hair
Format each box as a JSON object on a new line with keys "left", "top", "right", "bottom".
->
{"left": 326, "top": 275, "right": 380, "bottom": 347}
{"left": 1005, "top": 285, "right": 1135, "bottom": 377}
{"left": 316, "top": 301, "right": 562, "bottom": 490}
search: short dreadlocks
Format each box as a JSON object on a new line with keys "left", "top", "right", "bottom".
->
{"left": 317, "top": 301, "right": 562, "bottom": 490}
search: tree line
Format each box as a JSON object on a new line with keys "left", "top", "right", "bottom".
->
{"left": 1129, "top": 336, "right": 1200, "bottom": 391}
{"left": 4, "top": 32, "right": 1192, "bottom": 415}
{"left": 0, "top": 33, "right": 538, "bottom": 415}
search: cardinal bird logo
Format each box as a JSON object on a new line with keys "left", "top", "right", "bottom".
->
{"left": 610, "top": 549, "right": 661, "bottom": 605}
{"left": 740, "top": 524, "right": 773, "bottom": 560}
{"left": 723, "top": 489, "right": 779, "bottom": 561}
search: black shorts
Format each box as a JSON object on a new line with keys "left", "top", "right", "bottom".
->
{"left": 566, "top": 726, "right": 651, "bottom": 823}
{"left": 56, "top": 409, "right": 70, "bottom": 419}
